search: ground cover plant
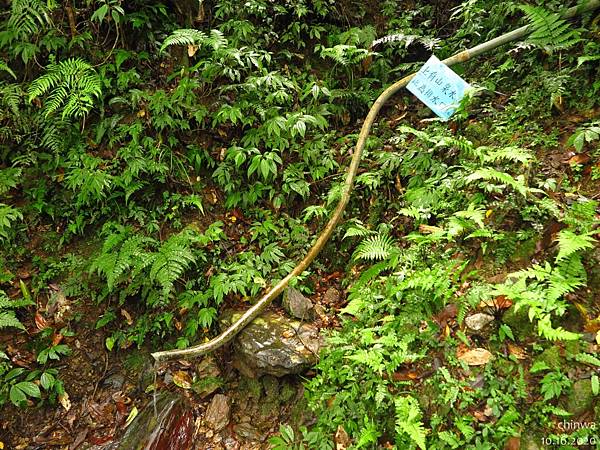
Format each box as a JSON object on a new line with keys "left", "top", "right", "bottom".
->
{"left": 0, "top": 0, "right": 599, "bottom": 448}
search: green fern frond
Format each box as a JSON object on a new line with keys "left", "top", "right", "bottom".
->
{"left": 465, "top": 168, "right": 529, "bottom": 196}
{"left": 343, "top": 222, "right": 376, "bottom": 239}
{"left": 480, "top": 146, "right": 534, "bottom": 166}
{"left": 28, "top": 58, "right": 101, "bottom": 120}
{"left": 0, "top": 311, "right": 26, "bottom": 330}
{"left": 354, "top": 233, "right": 397, "bottom": 261}
{"left": 434, "top": 136, "right": 474, "bottom": 155}
{"left": 161, "top": 29, "right": 207, "bottom": 51}
{"left": 0, "top": 290, "right": 31, "bottom": 330}
{"left": 160, "top": 29, "right": 228, "bottom": 53}
{"left": 0, "top": 203, "right": 23, "bottom": 241}
{"left": 149, "top": 232, "right": 196, "bottom": 298}
{"left": 0, "top": 61, "right": 16, "bottom": 79}
{"left": 555, "top": 230, "right": 596, "bottom": 263}
{"left": 521, "top": 5, "right": 582, "bottom": 52}
{"left": 395, "top": 396, "right": 427, "bottom": 450}
{"left": 3, "top": 0, "right": 53, "bottom": 44}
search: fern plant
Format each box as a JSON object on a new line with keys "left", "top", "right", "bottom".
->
{"left": 521, "top": 5, "right": 582, "bottom": 53}
{"left": 0, "top": 204, "right": 23, "bottom": 242}
{"left": 353, "top": 232, "right": 399, "bottom": 262}
{"left": 494, "top": 226, "right": 597, "bottom": 341}
{"left": 0, "top": 0, "right": 55, "bottom": 62}
{"left": 28, "top": 58, "right": 102, "bottom": 120}
{"left": 160, "top": 29, "right": 228, "bottom": 53}
{"left": 90, "top": 222, "right": 224, "bottom": 306}
{"left": 0, "top": 289, "right": 33, "bottom": 330}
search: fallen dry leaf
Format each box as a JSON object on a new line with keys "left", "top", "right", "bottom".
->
{"left": 187, "top": 44, "right": 198, "bottom": 57}
{"left": 35, "top": 312, "right": 49, "bottom": 330}
{"left": 419, "top": 224, "right": 444, "bottom": 234}
{"left": 479, "top": 295, "right": 513, "bottom": 310}
{"left": 504, "top": 436, "right": 521, "bottom": 450}
{"left": 120, "top": 308, "right": 133, "bottom": 325}
{"left": 335, "top": 425, "right": 351, "bottom": 450}
{"left": 59, "top": 392, "right": 71, "bottom": 411}
{"left": 458, "top": 348, "right": 493, "bottom": 366}
{"left": 566, "top": 153, "right": 590, "bottom": 165}
{"left": 51, "top": 333, "right": 63, "bottom": 346}
{"left": 173, "top": 371, "right": 192, "bottom": 389}
{"left": 508, "top": 344, "right": 527, "bottom": 360}
{"left": 433, "top": 303, "right": 458, "bottom": 327}
{"left": 392, "top": 370, "right": 419, "bottom": 382}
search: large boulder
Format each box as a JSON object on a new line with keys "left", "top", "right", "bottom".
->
{"left": 222, "top": 310, "right": 322, "bottom": 377}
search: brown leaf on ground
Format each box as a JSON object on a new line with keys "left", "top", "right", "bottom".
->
{"left": 504, "top": 436, "right": 521, "bottom": 450}
{"left": 35, "top": 312, "right": 49, "bottom": 330}
{"left": 392, "top": 370, "right": 419, "bottom": 382}
{"left": 583, "top": 319, "right": 600, "bottom": 333}
{"left": 173, "top": 371, "right": 192, "bottom": 389}
{"left": 458, "top": 348, "right": 493, "bottom": 366}
{"left": 434, "top": 303, "right": 458, "bottom": 327}
{"left": 59, "top": 392, "right": 71, "bottom": 411}
{"left": 480, "top": 295, "right": 513, "bottom": 310}
{"left": 508, "top": 344, "right": 527, "bottom": 360}
{"left": 335, "top": 425, "right": 351, "bottom": 450}
{"left": 51, "top": 333, "right": 63, "bottom": 346}
{"left": 120, "top": 309, "right": 133, "bottom": 325}
{"left": 566, "top": 153, "right": 590, "bottom": 165}
{"left": 419, "top": 224, "right": 444, "bottom": 234}
{"left": 535, "top": 221, "right": 566, "bottom": 255}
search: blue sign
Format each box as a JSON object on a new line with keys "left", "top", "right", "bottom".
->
{"left": 407, "top": 55, "right": 471, "bottom": 120}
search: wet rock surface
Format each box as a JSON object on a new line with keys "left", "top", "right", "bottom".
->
{"left": 222, "top": 310, "right": 322, "bottom": 377}
{"left": 114, "top": 392, "right": 194, "bottom": 450}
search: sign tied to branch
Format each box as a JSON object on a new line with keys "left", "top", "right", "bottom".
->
{"left": 407, "top": 55, "right": 471, "bottom": 120}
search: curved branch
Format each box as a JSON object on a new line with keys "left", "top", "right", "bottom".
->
{"left": 151, "top": 0, "right": 600, "bottom": 363}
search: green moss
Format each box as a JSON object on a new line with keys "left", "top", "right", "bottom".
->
{"left": 502, "top": 306, "right": 535, "bottom": 341}
{"left": 563, "top": 379, "right": 596, "bottom": 416}
{"left": 535, "top": 346, "right": 563, "bottom": 371}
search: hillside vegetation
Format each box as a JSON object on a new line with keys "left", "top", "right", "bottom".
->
{"left": 1, "top": 0, "right": 599, "bottom": 449}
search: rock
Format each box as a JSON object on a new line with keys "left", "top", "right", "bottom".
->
{"left": 465, "top": 313, "right": 494, "bottom": 332}
{"left": 102, "top": 373, "right": 125, "bottom": 390}
{"left": 116, "top": 392, "right": 194, "bottom": 450}
{"left": 563, "top": 379, "right": 595, "bottom": 416}
{"left": 502, "top": 305, "right": 535, "bottom": 341}
{"left": 322, "top": 287, "right": 341, "bottom": 305}
{"left": 534, "top": 346, "right": 563, "bottom": 371}
{"left": 205, "top": 394, "right": 231, "bottom": 431}
{"left": 262, "top": 375, "right": 279, "bottom": 400}
{"left": 282, "top": 287, "right": 314, "bottom": 320}
{"left": 193, "top": 356, "right": 222, "bottom": 398}
{"left": 222, "top": 310, "right": 322, "bottom": 377}
{"left": 234, "top": 422, "right": 264, "bottom": 441}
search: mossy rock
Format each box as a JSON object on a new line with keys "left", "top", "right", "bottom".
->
{"left": 502, "top": 306, "right": 535, "bottom": 341}
{"left": 563, "top": 379, "right": 596, "bottom": 416}
{"left": 238, "top": 376, "right": 262, "bottom": 399}
{"left": 221, "top": 310, "right": 322, "bottom": 377}
{"left": 534, "top": 346, "right": 563, "bottom": 371}
{"left": 464, "top": 120, "right": 491, "bottom": 145}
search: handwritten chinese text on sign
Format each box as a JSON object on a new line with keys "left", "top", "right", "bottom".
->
{"left": 407, "top": 55, "right": 471, "bottom": 120}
